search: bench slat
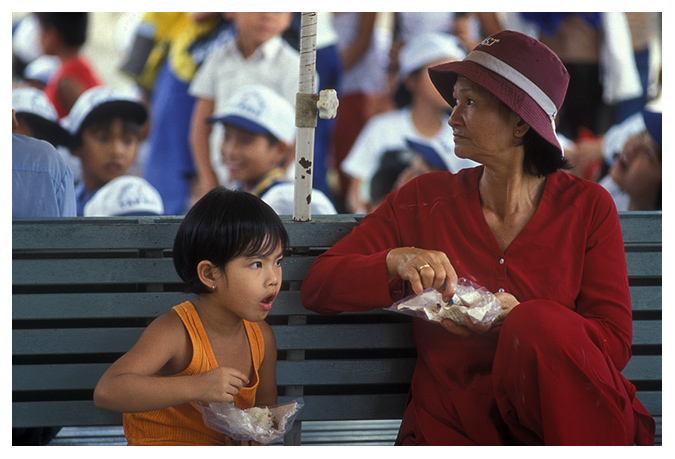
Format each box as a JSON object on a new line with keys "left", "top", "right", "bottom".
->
{"left": 14, "top": 323, "right": 416, "bottom": 355}
{"left": 13, "top": 359, "right": 417, "bottom": 391}
{"left": 11, "top": 216, "right": 362, "bottom": 251}
{"left": 13, "top": 390, "right": 661, "bottom": 429}
{"left": 618, "top": 211, "right": 662, "bottom": 245}
{"left": 12, "top": 291, "right": 316, "bottom": 320}
{"left": 12, "top": 256, "right": 315, "bottom": 286}
{"left": 622, "top": 355, "right": 662, "bottom": 381}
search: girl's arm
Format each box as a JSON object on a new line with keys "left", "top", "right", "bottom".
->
{"left": 93, "top": 310, "right": 248, "bottom": 413}
{"left": 254, "top": 321, "right": 278, "bottom": 407}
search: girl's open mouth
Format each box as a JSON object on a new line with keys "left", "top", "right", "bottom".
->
{"left": 260, "top": 293, "right": 276, "bottom": 311}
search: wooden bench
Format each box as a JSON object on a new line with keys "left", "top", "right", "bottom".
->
{"left": 12, "top": 212, "right": 662, "bottom": 445}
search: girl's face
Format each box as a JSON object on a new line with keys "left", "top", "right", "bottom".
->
{"left": 75, "top": 118, "right": 140, "bottom": 191}
{"left": 610, "top": 130, "right": 662, "bottom": 209}
{"left": 448, "top": 76, "right": 521, "bottom": 164}
{"left": 211, "top": 243, "right": 284, "bottom": 322}
{"left": 221, "top": 125, "right": 287, "bottom": 191}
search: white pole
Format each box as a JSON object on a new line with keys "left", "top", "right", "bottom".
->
{"left": 293, "top": 12, "right": 318, "bottom": 222}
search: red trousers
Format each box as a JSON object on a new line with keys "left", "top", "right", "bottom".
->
{"left": 398, "top": 301, "right": 654, "bottom": 445}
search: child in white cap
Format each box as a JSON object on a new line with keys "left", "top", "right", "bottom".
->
{"left": 12, "top": 87, "right": 70, "bottom": 148}
{"left": 83, "top": 175, "right": 164, "bottom": 217}
{"left": 62, "top": 86, "right": 148, "bottom": 215}
{"left": 209, "top": 84, "right": 336, "bottom": 215}
{"left": 341, "top": 32, "right": 478, "bottom": 213}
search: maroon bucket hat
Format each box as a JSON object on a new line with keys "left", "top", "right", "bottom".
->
{"left": 428, "top": 30, "right": 569, "bottom": 157}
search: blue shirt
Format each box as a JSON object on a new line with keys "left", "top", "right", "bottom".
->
{"left": 12, "top": 134, "right": 76, "bottom": 217}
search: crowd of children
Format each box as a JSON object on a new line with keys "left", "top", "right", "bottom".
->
{"left": 12, "top": 12, "right": 662, "bottom": 219}
{"left": 12, "top": 11, "right": 662, "bottom": 446}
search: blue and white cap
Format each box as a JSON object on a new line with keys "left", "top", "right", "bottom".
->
{"left": 208, "top": 84, "right": 295, "bottom": 145}
{"left": 83, "top": 175, "right": 164, "bottom": 217}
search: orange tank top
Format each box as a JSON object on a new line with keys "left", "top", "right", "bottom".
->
{"left": 123, "top": 301, "right": 265, "bottom": 445}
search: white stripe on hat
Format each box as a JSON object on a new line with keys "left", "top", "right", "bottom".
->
{"left": 465, "top": 50, "right": 558, "bottom": 121}
{"left": 465, "top": 49, "right": 563, "bottom": 156}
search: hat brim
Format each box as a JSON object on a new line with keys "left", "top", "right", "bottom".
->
{"left": 80, "top": 100, "right": 148, "bottom": 133}
{"left": 208, "top": 114, "right": 277, "bottom": 140}
{"left": 429, "top": 60, "right": 562, "bottom": 155}
{"left": 16, "top": 112, "right": 72, "bottom": 148}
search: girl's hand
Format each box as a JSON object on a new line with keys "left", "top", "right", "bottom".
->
{"left": 386, "top": 247, "right": 458, "bottom": 302}
{"left": 440, "top": 291, "right": 520, "bottom": 337}
{"left": 196, "top": 367, "right": 249, "bottom": 404}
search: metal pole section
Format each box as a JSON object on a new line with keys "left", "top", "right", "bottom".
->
{"left": 293, "top": 12, "right": 318, "bottom": 222}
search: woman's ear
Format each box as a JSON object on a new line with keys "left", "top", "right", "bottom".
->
{"left": 514, "top": 118, "right": 531, "bottom": 139}
{"left": 197, "top": 260, "right": 219, "bottom": 291}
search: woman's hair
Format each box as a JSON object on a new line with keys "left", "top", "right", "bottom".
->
{"left": 173, "top": 188, "right": 289, "bottom": 294}
{"left": 522, "top": 129, "right": 572, "bottom": 177}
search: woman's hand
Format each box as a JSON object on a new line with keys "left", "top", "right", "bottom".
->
{"left": 386, "top": 247, "right": 458, "bottom": 302}
{"left": 440, "top": 291, "right": 520, "bottom": 337}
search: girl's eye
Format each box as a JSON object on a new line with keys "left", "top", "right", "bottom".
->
{"left": 276, "top": 258, "right": 284, "bottom": 267}
{"left": 252, "top": 261, "right": 263, "bottom": 269}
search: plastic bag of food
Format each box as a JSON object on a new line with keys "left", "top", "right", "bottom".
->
{"left": 191, "top": 398, "right": 304, "bottom": 444}
{"left": 386, "top": 278, "right": 502, "bottom": 327}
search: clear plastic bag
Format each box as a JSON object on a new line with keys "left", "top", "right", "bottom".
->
{"left": 386, "top": 278, "right": 502, "bottom": 327}
{"left": 191, "top": 398, "right": 304, "bottom": 444}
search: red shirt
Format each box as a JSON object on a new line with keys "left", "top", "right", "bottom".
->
{"left": 301, "top": 166, "right": 652, "bottom": 444}
{"left": 45, "top": 55, "right": 101, "bottom": 118}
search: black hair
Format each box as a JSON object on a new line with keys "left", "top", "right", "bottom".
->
{"left": 173, "top": 187, "right": 290, "bottom": 295}
{"left": 14, "top": 112, "right": 72, "bottom": 148}
{"left": 71, "top": 104, "right": 146, "bottom": 150}
{"left": 522, "top": 129, "right": 572, "bottom": 177}
{"left": 35, "top": 12, "right": 88, "bottom": 48}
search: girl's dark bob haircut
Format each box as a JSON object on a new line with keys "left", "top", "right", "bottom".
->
{"left": 173, "top": 187, "right": 289, "bottom": 294}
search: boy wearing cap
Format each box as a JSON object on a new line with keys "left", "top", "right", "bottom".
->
{"left": 210, "top": 84, "right": 336, "bottom": 215}
{"left": 62, "top": 86, "right": 148, "bottom": 215}
{"left": 341, "top": 32, "right": 477, "bottom": 213}
{"left": 12, "top": 87, "right": 71, "bottom": 148}
{"left": 188, "top": 13, "right": 298, "bottom": 201}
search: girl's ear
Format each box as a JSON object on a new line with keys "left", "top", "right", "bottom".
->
{"left": 196, "top": 260, "right": 219, "bottom": 291}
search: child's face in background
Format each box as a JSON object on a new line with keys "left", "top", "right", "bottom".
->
{"left": 231, "top": 12, "right": 293, "bottom": 57}
{"left": 75, "top": 118, "right": 140, "bottom": 191}
{"left": 211, "top": 243, "right": 284, "bottom": 322}
{"left": 610, "top": 130, "right": 662, "bottom": 208}
{"left": 221, "top": 125, "right": 287, "bottom": 190}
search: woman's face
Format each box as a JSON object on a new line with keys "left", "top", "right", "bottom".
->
{"left": 610, "top": 130, "right": 662, "bottom": 209}
{"left": 448, "top": 76, "right": 521, "bottom": 164}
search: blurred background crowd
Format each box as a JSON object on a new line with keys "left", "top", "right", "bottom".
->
{"left": 12, "top": 12, "right": 662, "bottom": 219}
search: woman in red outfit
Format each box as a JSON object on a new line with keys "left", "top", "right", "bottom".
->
{"left": 301, "top": 30, "right": 655, "bottom": 445}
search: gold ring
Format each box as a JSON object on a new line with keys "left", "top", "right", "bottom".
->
{"left": 417, "top": 263, "right": 432, "bottom": 273}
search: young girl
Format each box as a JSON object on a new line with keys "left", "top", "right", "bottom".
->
{"left": 94, "top": 188, "right": 288, "bottom": 445}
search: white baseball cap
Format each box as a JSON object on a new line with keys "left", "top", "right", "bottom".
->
{"left": 261, "top": 183, "right": 337, "bottom": 215}
{"left": 83, "top": 175, "right": 164, "bottom": 216}
{"left": 398, "top": 32, "right": 466, "bottom": 80}
{"left": 13, "top": 86, "right": 59, "bottom": 121}
{"left": 12, "top": 86, "right": 71, "bottom": 146}
{"left": 61, "top": 85, "right": 147, "bottom": 136}
{"left": 208, "top": 84, "right": 295, "bottom": 145}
